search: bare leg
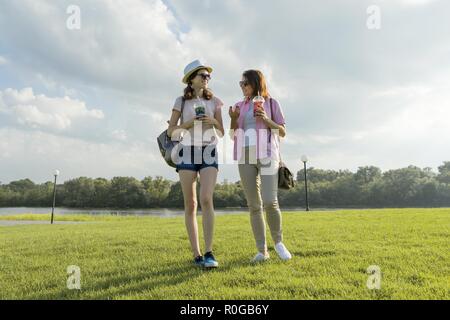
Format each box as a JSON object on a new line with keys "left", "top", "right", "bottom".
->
{"left": 199, "top": 167, "right": 218, "bottom": 253}
{"left": 179, "top": 170, "right": 201, "bottom": 258}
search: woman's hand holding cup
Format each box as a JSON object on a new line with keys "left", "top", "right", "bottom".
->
{"left": 254, "top": 106, "right": 268, "bottom": 121}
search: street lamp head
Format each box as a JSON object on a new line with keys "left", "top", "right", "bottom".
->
{"left": 54, "top": 170, "right": 60, "bottom": 177}
{"left": 301, "top": 155, "right": 308, "bottom": 163}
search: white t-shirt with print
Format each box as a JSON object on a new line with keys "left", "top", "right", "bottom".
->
{"left": 173, "top": 96, "right": 223, "bottom": 146}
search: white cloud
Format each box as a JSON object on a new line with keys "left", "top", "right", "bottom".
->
{"left": 287, "top": 80, "right": 450, "bottom": 171}
{"left": 368, "top": 83, "right": 450, "bottom": 140}
{"left": 1, "top": 0, "right": 450, "bottom": 182}
{"left": 0, "top": 127, "right": 171, "bottom": 183}
{"left": 0, "top": 88, "right": 104, "bottom": 131}
{"left": 111, "top": 129, "right": 128, "bottom": 142}
{"left": 397, "top": 0, "right": 438, "bottom": 6}
{"left": 0, "top": 0, "right": 193, "bottom": 97}
{"left": 370, "top": 85, "right": 433, "bottom": 99}
{"left": 284, "top": 133, "right": 342, "bottom": 146}
{"left": 0, "top": 55, "right": 8, "bottom": 65}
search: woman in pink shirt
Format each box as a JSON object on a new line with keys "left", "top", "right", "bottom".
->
{"left": 229, "top": 70, "right": 292, "bottom": 262}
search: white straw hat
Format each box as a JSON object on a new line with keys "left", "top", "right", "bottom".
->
{"left": 182, "top": 60, "right": 213, "bottom": 84}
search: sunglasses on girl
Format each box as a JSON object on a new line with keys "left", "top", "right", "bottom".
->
{"left": 239, "top": 80, "right": 249, "bottom": 87}
{"left": 197, "top": 73, "right": 211, "bottom": 80}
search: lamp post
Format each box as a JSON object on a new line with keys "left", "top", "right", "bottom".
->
{"left": 51, "top": 170, "right": 60, "bottom": 224}
{"left": 301, "top": 156, "right": 310, "bottom": 212}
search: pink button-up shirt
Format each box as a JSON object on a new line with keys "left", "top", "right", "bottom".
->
{"left": 232, "top": 97, "right": 286, "bottom": 161}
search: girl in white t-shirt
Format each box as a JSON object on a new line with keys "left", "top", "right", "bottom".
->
{"left": 167, "top": 60, "right": 224, "bottom": 268}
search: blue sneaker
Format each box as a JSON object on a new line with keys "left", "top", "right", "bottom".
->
{"left": 204, "top": 252, "right": 219, "bottom": 268}
{"left": 193, "top": 255, "right": 205, "bottom": 267}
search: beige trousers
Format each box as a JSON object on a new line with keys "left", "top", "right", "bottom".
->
{"left": 238, "top": 146, "right": 283, "bottom": 253}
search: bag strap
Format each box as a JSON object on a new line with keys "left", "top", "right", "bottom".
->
{"left": 269, "top": 98, "right": 283, "bottom": 164}
{"left": 180, "top": 97, "right": 186, "bottom": 124}
{"left": 169, "top": 97, "right": 185, "bottom": 141}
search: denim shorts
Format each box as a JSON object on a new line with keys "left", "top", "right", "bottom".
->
{"left": 175, "top": 145, "right": 219, "bottom": 173}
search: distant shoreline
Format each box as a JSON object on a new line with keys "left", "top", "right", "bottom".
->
{"left": 1, "top": 206, "right": 449, "bottom": 217}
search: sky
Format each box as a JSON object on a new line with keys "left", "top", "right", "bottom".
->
{"left": 0, "top": 0, "right": 449, "bottom": 184}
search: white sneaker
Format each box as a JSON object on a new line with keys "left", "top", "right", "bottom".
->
{"left": 251, "top": 252, "right": 270, "bottom": 263}
{"left": 275, "top": 242, "right": 292, "bottom": 261}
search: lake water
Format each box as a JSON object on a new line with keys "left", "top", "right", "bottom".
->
{"left": 0, "top": 207, "right": 342, "bottom": 217}
{"left": 0, "top": 207, "right": 249, "bottom": 217}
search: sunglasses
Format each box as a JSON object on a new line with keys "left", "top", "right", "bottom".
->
{"left": 197, "top": 73, "right": 211, "bottom": 80}
{"left": 239, "top": 80, "right": 249, "bottom": 87}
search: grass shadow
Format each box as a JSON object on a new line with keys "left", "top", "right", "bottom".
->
{"left": 32, "top": 253, "right": 290, "bottom": 299}
{"left": 292, "top": 250, "right": 336, "bottom": 258}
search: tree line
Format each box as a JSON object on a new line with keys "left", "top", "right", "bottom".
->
{"left": 1, "top": 162, "right": 450, "bottom": 209}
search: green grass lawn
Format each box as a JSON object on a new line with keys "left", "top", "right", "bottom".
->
{"left": 0, "top": 208, "right": 449, "bottom": 300}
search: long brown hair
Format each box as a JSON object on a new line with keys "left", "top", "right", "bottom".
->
{"left": 183, "top": 69, "right": 214, "bottom": 100}
{"left": 243, "top": 70, "right": 270, "bottom": 99}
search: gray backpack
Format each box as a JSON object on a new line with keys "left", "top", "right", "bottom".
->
{"left": 157, "top": 98, "right": 185, "bottom": 168}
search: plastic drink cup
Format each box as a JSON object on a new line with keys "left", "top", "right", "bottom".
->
{"left": 195, "top": 105, "right": 206, "bottom": 118}
{"left": 252, "top": 95, "right": 265, "bottom": 117}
